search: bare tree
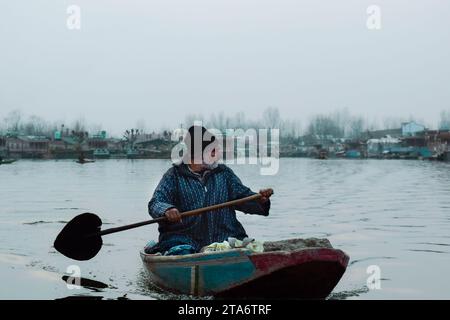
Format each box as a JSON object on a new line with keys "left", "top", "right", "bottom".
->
{"left": 439, "top": 110, "right": 450, "bottom": 130}
{"left": 382, "top": 116, "right": 406, "bottom": 129}
{"left": 136, "top": 119, "right": 147, "bottom": 133}
{"left": 281, "top": 119, "right": 302, "bottom": 138}
{"left": 185, "top": 113, "right": 205, "bottom": 128}
{"left": 262, "top": 107, "right": 281, "bottom": 129}
{"left": 22, "top": 115, "right": 49, "bottom": 136}
{"left": 208, "top": 112, "right": 226, "bottom": 130}
{"left": 72, "top": 117, "right": 87, "bottom": 133}
{"left": 89, "top": 123, "right": 103, "bottom": 134}
{"left": 331, "top": 108, "right": 351, "bottom": 136}
{"left": 365, "top": 117, "right": 379, "bottom": 132}
{"left": 3, "top": 109, "right": 22, "bottom": 133}
{"left": 307, "top": 114, "right": 344, "bottom": 138}
{"left": 348, "top": 116, "right": 365, "bottom": 139}
{"left": 232, "top": 112, "right": 246, "bottom": 129}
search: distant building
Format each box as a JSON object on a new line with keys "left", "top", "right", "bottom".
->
{"left": 367, "top": 136, "right": 401, "bottom": 157}
{"left": 6, "top": 136, "right": 50, "bottom": 158}
{"left": 107, "top": 138, "right": 125, "bottom": 153}
{"left": 362, "top": 128, "right": 402, "bottom": 139}
{"left": 423, "top": 130, "right": 450, "bottom": 158}
{"left": 402, "top": 121, "right": 425, "bottom": 137}
{"left": 48, "top": 137, "right": 80, "bottom": 156}
{"left": 134, "top": 132, "right": 171, "bottom": 144}
{"left": 88, "top": 131, "right": 109, "bottom": 149}
{"left": 0, "top": 136, "right": 6, "bottom": 156}
{"left": 300, "top": 134, "right": 338, "bottom": 147}
{"left": 54, "top": 131, "right": 62, "bottom": 140}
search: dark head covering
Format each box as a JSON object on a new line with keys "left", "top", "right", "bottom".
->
{"left": 184, "top": 125, "right": 216, "bottom": 162}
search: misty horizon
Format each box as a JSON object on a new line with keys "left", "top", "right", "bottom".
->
{"left": 2, "top": 107, "right": 450, "bottom": 139}
{"left": 2, "top": 1, "right": 450, "bottom": 135}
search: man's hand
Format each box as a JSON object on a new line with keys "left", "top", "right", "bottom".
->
{"left": 164, "top": 208, "right": 182, "bottom": 223}
{"left": 259, "top": 188, "right": 274, "bottom": 204}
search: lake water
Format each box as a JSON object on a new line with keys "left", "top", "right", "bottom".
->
{"left": 1, "top": 158, "right": 450, "bottom": 299}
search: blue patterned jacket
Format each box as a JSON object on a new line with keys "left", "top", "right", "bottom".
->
{"left": 147, "top": 164, "right": 270, "bottom": 253}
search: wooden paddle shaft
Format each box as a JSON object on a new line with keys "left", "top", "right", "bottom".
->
{"left": 97, "top": 193, "right": 262, "bottom": 237}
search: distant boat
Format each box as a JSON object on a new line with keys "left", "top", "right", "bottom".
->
{"left": 93, "top": 149, "right": 111, "bottom": 159}
{"left": 335, "top": 151, "right": 346, "bottom": 158}
{"left": 345, "top": 150, "right": 362, "bottom": 159}
{"left": 0, "top": 159, "right": 17, "bottom": 165}
{"left": 76, "top": 158, "right": 95, "bottom": 164}
{"left": 336, "top": 150, "right": 364, "bottom": 159}
{"left": 315, "top": 150, "right": 328, "bottom": 159}
{"left": 316, "top": 153, "right": 328, "bottom": 160}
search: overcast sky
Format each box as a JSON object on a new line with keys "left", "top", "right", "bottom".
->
{"left": 1, "top": 0, "right": 450, "bottom": 135}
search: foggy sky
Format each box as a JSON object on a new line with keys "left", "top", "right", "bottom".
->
{"left": 1, "top": 0, "right": 450, "bottom": 135}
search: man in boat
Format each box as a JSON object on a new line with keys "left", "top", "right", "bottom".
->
{"left": 147, "top": 125, "right": 273, "bottom": 255}
{"left": 77, "top": 152, "right": 86, "bottom": 164}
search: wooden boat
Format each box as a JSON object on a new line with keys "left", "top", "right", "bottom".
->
{"left": 76, "top": 158, "right": 95, "bottom": 164}
{"left": 140, "top": 238, "right": 349, "bottom": 299}
{"left": 0, "top": 159, "right": 17, "bottom": 165}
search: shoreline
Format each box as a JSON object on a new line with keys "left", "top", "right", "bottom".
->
{"left": 2, "top": 155, "right": 449, "bottom": 162}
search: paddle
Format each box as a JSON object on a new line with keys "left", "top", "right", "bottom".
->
{"left": 54, "top": 193, "right": 262, "bottom": 261}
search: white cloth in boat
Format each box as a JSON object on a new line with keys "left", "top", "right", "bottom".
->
{"left": 201, "top": 237, "right": 264, "bottom": 253}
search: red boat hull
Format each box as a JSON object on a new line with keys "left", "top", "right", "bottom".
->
{"left": 217, "top": 248, "right": 349, "bottom": 299}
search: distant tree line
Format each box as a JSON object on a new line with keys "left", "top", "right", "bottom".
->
{"left": 2, "top": 107, "right": 450, "bottom": 140}
{"left": 0, "top": 110, "right": 102, "bottom": 137}
{"left": 184, "top": 107, "right": 450, "bottom": 140}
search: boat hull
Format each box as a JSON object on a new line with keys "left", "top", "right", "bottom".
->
{"left": 140, "top": 245, "right": 349, "bottom": 299}
{"left": 0, "top": 159, "right": 17, "bottom": 165}
{"left": 76, "top": 159, "right": 95, "bottom": 164}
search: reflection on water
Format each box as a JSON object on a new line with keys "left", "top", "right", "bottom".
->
{"left": 61, "top": 275, "right": 110, "bottom": 289}
{"left": 1, "top": 159, "right": 450, "bottom": 299}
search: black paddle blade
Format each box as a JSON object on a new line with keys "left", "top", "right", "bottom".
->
{"left": 54, "top": 213, "right": 103, "bottom": 261}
